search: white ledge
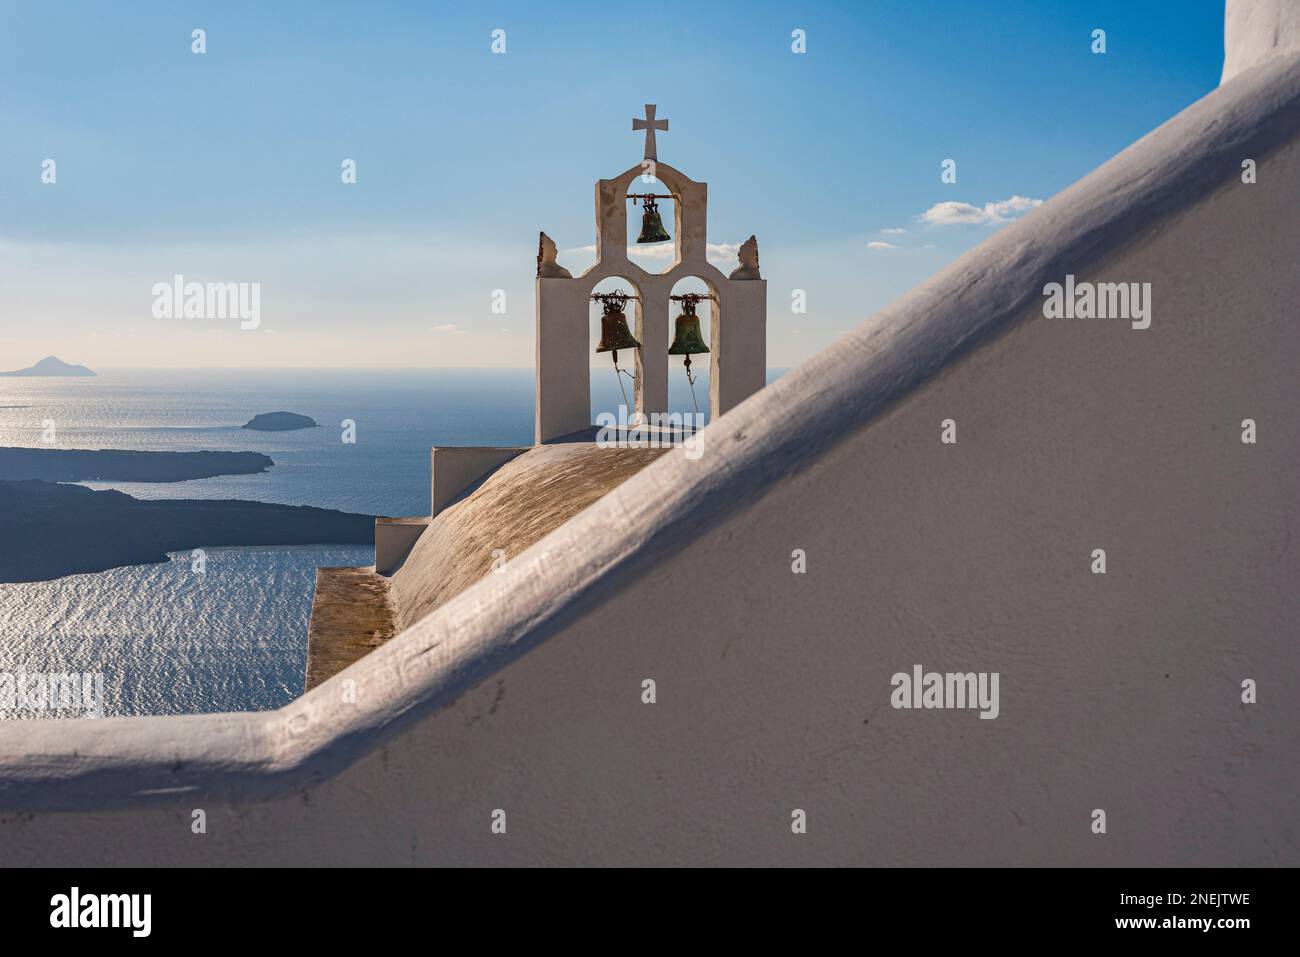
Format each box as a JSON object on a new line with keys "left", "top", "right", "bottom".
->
{"left": 3, "top": 54, "right": 1300, "bottom": 811}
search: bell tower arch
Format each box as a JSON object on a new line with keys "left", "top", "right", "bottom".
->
{"left": 535, "top": 105, "right": 767, "bottom": 444}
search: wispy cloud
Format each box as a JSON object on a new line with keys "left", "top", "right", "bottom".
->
{"left": 880, "top": 227, "right": 907, "bottom": 235}
{"left": 431, "top": 323, "right": 465, "bottom": 335}
{"left": 866, "top": 241, "right": 897, "bottom": 250}
{"left": 919, "top": 195, "right": 1042, "bottom": 226}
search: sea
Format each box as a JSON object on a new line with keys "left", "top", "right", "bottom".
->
{"left": 0, "top": 367, "right": 733, "bottom": 718}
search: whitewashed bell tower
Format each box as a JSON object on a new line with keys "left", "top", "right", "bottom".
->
{"left": 534, "top": 105, "right": 767, "bottom": 444}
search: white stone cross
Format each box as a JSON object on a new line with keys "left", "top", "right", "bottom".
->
{"left": 633, "top": 104, "right": 668, "bottom": 162}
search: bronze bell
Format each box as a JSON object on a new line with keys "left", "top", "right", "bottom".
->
{"left": 636, "top": 197, "right": 670, "bottom": 244}
{"left": 595, "top": 298, "right": 641, "bottom": 362}
{"left": 668, "top": 297, "right": 710, "bottom": 358}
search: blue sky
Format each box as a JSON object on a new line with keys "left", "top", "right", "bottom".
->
{"left": 0, "top": 0, "right": 1225, "bottom": 368}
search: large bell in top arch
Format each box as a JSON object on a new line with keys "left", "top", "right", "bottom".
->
{"left": 636, "top": 197, "right": 670, "bottom": 244}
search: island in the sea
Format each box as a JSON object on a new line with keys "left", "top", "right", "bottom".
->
{"left": 0, "top": 480, "right": 374, "bottom": 583}
{"left": 0, "top": 355, "right": 96, "bottom": 377}
{"left": 243, "top": 411, "right": 318, "bottom": 431}
{"left": 0, "top": 447, "right": 274, "bottom": 483}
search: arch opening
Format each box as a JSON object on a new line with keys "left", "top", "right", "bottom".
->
{"left": 589, "top": 275, "right": 642, "bottom": 425}
{"left": 625, "top": 173, "right": 678, "bottom": 276}
{"left": 667, "top": 275, "right": 715, "bottom": 423}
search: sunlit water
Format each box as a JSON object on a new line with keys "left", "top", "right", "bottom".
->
{"left": 0, "top": 367, "right": 730, "bottom": 717}
{"left": 0, "top": 546, "right": 371, "bottom": 718}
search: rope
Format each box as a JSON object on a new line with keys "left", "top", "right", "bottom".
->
{"left": 613, "top": 360, "right": 634, "bottom": 416}
{"left": 684, "top": 359, "right": 701, "bottom": 418}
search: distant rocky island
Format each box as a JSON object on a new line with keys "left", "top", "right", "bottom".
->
{"left": 243, "top": 411, "right": 318, "bottom": 431}
{"left": 0, "top": 355, "right": 96, "bottom": 377}
{"left": 0, "top": 447, "right": 274, "bottom": 483}
{"left": 0, "top": 480, "right": 374, "bottom": 583}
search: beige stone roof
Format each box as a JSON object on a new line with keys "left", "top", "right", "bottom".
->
{"left": 390, "top": 443, "right": 668, "bottom": 630}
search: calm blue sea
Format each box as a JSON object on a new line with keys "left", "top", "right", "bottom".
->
{"left": 0, "top": 367, "right": 742, "bottom": 717}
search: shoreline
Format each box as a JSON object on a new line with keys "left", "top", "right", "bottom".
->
{"left": 0, "top": 479, "right": 374, "bottom": 584}
{"left": 0, "top": 447, "right": 274, "bottom": 483}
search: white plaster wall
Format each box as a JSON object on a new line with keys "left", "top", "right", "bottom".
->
{"left": 1, "top": 54, "right": 1297, "bottom": 865}
{"left": 711, "top": 279, "right": 767, "bottom": 416}
{"left": 374, "top": 519, "right": 429, "bottom": 576}
{"left": 535, "top": 277, "right": 593, "bottom": 443}
{"left": 431, "top": 447, "right": 528, "bottom": 515}
{"left": 1223, "top": 0, "right": 1300, "bottom": 83}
